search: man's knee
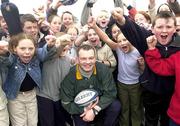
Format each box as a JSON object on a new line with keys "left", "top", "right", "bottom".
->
{"left": 108, "top": 99, "right": 121, "bottom": 113}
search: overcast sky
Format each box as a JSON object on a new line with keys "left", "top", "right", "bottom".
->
{"left": 4, "top": 0, "right": 180, "bottom": 22}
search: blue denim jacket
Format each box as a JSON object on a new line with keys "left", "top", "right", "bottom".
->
{"left": 0, "top": 44, "right": 55, "bottom": 100}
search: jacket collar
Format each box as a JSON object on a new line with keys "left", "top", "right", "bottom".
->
{"left": 76, "top": 64, "right": 97, "bottom": 80}
{"left": 157, "top": 34, "right": 180, "bottom": 48}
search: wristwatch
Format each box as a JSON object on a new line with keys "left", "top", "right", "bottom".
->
{"left": 92, "top": 108, "right": 98, "bottom": 115}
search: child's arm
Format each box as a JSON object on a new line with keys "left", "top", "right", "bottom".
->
{"left": 74, "top": 25, "right": 88, "bottom": 47}
{"left": 37, "top": 35, "right": 57, "bottom": 61}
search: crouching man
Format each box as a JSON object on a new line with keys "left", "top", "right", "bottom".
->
{"left": 60, "top": 44, "right": 121, "bottom": 126}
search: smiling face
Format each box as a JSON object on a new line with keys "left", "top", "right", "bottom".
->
{"left": 67, "top": 27, "right": 78, "bottom": 42}
{"left": 116, "top": 33, "right": 133, "bottom": 53}
{"left": 111, "top": 24, "right": 120, "bottom": 40}
{"left": 87, "top": 28, "right": 100, "bottom": 47}
{"left": 152, "top": 18, "right": 176, "bottom": 45}
{"left": 135, "top": 13, "right": 149, "bottom": 26}
{"left": 14, "top": 39, "right": 36, "bottom": 64}
{"left": 62, "top": 12, "right": 74, "bottom": 28}
{"left": 50, "top": 16, "right": 61, "bottom": 34}
{"left": 96, "top": 10, "right": 110, "bottom": 28}
{"left": 23, "top": 21, "right": 39, "bottom": 40}
{"left": 77, "top": 47, "right": 96, "bottom": 73}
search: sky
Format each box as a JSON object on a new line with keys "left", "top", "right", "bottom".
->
{"left": 3, "top": 0, "right": 179, "bottom": 22}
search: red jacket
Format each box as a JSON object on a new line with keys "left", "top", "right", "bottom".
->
{"left": 145, "top": 48, "right": 180, "bottom": 124}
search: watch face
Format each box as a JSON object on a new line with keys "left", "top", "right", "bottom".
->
{"left": 93, "top": 108, "right": 98, "bottom": 115}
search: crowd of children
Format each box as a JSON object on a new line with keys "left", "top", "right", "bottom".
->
{"left": 0, "top": 0, "right": 180, "bottom": 126}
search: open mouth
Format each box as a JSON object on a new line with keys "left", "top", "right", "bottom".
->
{"left": 90, "top": 39, "right": 97, "bottom": 44}
{"left": 160, "top": 35, "right": 168, "bottom": 40}
{"left": 100, "top": 21, "right": 107, "bottom": 26}
{"left": 22, "top": 56, "right": 32, "bottom": 63}
{"left": 121, "top": 45, "right": 129, "bottom": 52}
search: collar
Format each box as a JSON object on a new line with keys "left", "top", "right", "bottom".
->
{"left": 156, "top": 35, "right": 180, "bottom": 48}
{"left": 38, "top": 32, "right": 45, "bottom": 43}
{"left": 76, "top": 64, "right": 97, "bottom": 80}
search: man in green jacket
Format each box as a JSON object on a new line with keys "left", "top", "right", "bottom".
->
{"left": 60, "top": 44, "right": 121, "bottom": 126}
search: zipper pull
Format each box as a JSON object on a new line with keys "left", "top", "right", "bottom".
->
{"left": 165, "top": 46, "right": 168, "bottom": 51}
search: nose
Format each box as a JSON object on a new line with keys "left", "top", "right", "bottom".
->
{"left": 121, "top": 40, "right": 126, "bottom": 45}
{"left": 86, "top": 58, "right": 91, "bottom": 64}
{"left": 162, "top": 27, "right": 167, "bottom": 32}
{"left": 30, "top": 27, "right": 35, "bottom": 32}
{"left": 25, "top": 49, "right": 30, "bottom": 54}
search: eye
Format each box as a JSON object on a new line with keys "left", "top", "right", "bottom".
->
{"left": 167, "top": 26, "right": 173, "bottom": 29}
{"left": 20, "top": 47, "right": 26, "bottom": 51}
{"left": 176, "top": 29, "right": 180, "bottom": 32}
{"left": 117, "top": 40, "right": 121, "bottom": 43}
{"left": 29, "top": 47, "right": 34, "bottom": 51}
{"left": 80, "top": 57, "right": 86, "bottom": 60}
{"left": 89, "top": 57, "right": 94, "bottom": 60}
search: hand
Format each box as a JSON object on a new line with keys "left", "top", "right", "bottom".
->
{"left": 87, "top": 96, "right": 99, "bottom": 110}
{"left": 82, "top": 109, "right": 95, "bottom": 122}
{"left": 0, "top": 40, "right": 9, "bottom": 54}
{"left": 33, "top": 5, "right": 46, "bottom": 21}
{"left": 149, "top": 0, "right": 155, "bottom": 5}
{"left": 81, "top": 25, "right": 89, "bottom": 34}
{"left": 80, "top": 97, "right": 99, "bottom": 117}
{"left": 56, "top": 34, "right": 71, "bottom": 47}
{"left": 50, "top": 0, "right": 63, "bottom": 9}
{"left": 33, "top": 5, "right": 44, "bottom": 16}
{"left": 39, "top": 20, "right": 50, "bottom": 31}
{"left": 45, "top": 35, "right": 56, "bottom": 48}
{"left": 146, "top": 35, "right": 157, "bottom": 50}
{"left": 87, "top": 16, "right": 97, "bottom": 29}
{"left": 167, "top": 0, "right": 176, "bottom": 3}
{"left": 137, "top": 57, "right": 145, "bottom": 66}
{"left": 148, "top": 0, "right": 155, "bottom": 8}
{"left": 46, "top": 0, "right": 52, "bottom": 10}
{"left": 111, "top": 7, "right": 125, "bottom": 25}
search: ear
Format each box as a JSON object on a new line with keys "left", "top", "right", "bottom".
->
{"left": 151, "top": 27, "right": 155, "bottom": 34}
{"left": 173, "top": 26, "right": 176, "bottom": 34}
{"left": 13, "top": 46, "right": 17, "bottom": 53}
{"left": 77, "top": 57, "right": 80, "bottom": 63}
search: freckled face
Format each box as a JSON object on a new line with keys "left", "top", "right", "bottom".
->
{"left": 14, "top": 39, "right": 35, "bottom": 63}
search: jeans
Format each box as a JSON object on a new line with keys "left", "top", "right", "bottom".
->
{"left": 169, "top": 119, "right": 180, "bottom": 126}
{"left": 73, "top": 99, "right": 121, "bottom": 126}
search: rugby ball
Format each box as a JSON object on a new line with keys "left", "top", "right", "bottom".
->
{"left": 74, "top": 89, "right": 98, "bottom": 107}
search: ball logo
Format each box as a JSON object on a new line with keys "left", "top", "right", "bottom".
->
{"left": 74, "top": 89, "right": 98, "bottom": 107}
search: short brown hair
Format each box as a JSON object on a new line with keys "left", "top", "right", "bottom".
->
{"left": 9, "top": 33, "right": 36, "bottom": 53}
{"left": 77, "top": 44, "right": 96, "bottom": 57}
{"left": 20, "top": 14, "right": 37, "bottom": 28}
{"left": 152, "top": 11, "right": 176, "bottom": 27}
{"left": 137, "top": 11, "right": 151, "bottom": 24}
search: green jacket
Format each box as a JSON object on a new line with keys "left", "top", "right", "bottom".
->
{"left": 60, "top": 62, "right": 117, "bottom": 114}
